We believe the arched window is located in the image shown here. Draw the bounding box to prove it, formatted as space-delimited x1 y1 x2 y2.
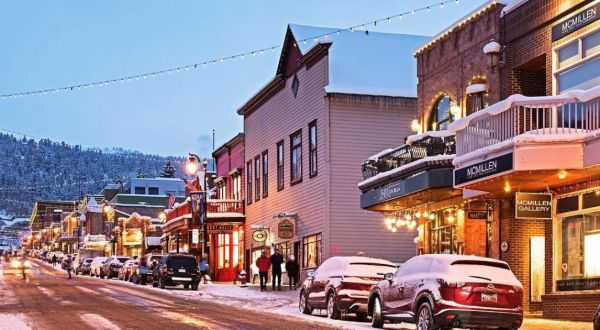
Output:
429 95 452 131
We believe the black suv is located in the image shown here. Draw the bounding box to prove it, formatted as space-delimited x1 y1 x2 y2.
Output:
152 254 199 290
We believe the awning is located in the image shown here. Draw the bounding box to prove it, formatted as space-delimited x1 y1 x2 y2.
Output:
466 83 488 94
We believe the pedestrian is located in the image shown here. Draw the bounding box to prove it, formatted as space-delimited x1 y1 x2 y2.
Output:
285 255 299 290
199 255 209 284
269 249 284 291
52 254 57 267
65 255 73 279
255 251 271 292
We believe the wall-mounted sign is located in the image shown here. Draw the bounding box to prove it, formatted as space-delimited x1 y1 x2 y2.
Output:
277 218 295 239
190 191 206 225
515 192 552 220
552 3 599 41
557 277 600 291
87 234 106 242
330 245 339 254
467 211 488 220
206 224 234 232
252 230 268 242
501 241 509 253
191 229 199 244
454 153 513 186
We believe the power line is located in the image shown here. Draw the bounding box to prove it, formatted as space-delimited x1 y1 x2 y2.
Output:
0 0 466 100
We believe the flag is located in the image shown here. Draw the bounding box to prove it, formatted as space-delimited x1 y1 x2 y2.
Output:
167 193 177 209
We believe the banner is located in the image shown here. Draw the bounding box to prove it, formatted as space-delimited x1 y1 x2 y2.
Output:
190 191 207 225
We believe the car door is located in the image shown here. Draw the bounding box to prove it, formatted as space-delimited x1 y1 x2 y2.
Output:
307 260 331 308
382 259 413 317
402 257 432 318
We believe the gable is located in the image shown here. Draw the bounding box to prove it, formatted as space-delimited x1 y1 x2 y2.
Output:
277 26 304 77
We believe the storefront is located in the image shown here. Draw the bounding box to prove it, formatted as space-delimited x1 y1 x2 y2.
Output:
206 223 244 281
115 212 159 257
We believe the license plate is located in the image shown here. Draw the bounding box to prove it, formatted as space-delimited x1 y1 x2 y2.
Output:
178 269 186 273
481 293 497 303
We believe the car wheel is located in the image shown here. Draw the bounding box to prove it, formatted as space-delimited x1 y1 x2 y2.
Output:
355 312 368 322
326 292 342 320
184 284 190 290
152 278 158 287
371 296 384 329
299 290 313 315
159 277 166 289
416 302 436 330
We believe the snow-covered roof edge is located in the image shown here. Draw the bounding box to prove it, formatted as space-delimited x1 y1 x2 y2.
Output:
414 0 506 55
500 0 529 16
406 130 454 145
448 85 600 133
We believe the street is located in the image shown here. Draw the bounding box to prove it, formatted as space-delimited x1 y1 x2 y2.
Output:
0 260 340 330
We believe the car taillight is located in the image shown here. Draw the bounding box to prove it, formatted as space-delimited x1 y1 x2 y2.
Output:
437 279 465 288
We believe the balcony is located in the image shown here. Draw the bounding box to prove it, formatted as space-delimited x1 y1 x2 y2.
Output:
163 198 245 232
206 199 245 214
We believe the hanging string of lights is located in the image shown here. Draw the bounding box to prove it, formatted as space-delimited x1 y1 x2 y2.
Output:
0 0 464 100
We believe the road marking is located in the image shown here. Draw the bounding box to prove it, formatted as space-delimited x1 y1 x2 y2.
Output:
78 314 121 330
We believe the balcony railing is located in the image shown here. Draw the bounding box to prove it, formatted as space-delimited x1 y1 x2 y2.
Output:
450 86 600 157
206 199 245 214
361 134 456 180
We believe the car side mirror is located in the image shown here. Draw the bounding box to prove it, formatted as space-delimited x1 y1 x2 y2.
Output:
307 270 315 278
384 272 394 282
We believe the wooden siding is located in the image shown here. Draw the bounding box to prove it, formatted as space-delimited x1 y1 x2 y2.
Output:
328 95 418 263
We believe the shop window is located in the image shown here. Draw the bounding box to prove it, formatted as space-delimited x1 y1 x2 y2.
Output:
134 186 145 194
557 195 579 213
583 191 600 209
277 141 284 191
428 95 453 131
560 211 600 280
254 156 261 201
262 151 268 198
275 242 291 272
429 209 458 254
302 233 322 268
530 236 545 302
290 130 302 184
308 120 317 177
148 187 159 195
556 29 600 93
246 161 252 205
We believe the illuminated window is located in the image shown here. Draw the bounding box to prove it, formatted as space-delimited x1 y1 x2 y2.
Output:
530 236 545 302
302 233 322 268
559 211 600 280
428 95 453 131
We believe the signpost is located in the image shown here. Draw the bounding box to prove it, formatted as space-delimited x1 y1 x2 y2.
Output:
277 218 295 239
253 230 268 242
515 192 552 220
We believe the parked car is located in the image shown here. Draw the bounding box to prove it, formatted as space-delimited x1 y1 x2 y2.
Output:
100 256 130 279
132 253 164 285
46 252 55 262
594 304 600 330
77 258 93 275
90 257 108 277
118 260 139 281
298 256 396 320
368 254 523 330
151 254 199 290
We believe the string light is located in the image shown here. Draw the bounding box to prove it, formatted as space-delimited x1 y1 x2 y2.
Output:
0 0 463 100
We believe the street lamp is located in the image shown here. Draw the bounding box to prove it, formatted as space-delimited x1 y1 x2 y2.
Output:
186 154 201 177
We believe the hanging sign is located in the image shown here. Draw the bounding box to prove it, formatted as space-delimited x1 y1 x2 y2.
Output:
253 230 268 242
454 153 513 186
467 211 488 220
552 3 600 41
190 191 207 225
191 229 199 244
277 218 295 239
515 192 552 220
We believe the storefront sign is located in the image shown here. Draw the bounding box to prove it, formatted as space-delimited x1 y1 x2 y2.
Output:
277 218 295 239
190 191 207 225
191 229 199 244
557 277 600 291
467 211 487 220
87 234 106 242
515 192 552 220
252 230 268 242
206 224 234 232
552 3 599 41
454 153 513 186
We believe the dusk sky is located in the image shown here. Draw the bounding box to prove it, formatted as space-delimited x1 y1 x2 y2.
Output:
0 0 489 157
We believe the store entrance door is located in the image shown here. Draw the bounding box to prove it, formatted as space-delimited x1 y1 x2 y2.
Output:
214 231 240 282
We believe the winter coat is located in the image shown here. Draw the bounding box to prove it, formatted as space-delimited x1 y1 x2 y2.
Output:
199 260 209 272
256 256 271 273
285 260 299 277
269 253 284 273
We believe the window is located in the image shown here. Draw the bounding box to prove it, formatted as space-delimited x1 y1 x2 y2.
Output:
148 187 159 195
134 187 145 194
559 211 600 279
232 174 241 200
254 156 260 202
308 120 317 177
428 95 453 131
556 29 600 93
429 210 458 254
218 181 226 199
261 151 268 198
277 141 284 191
302 233 322 268
246 161 252 205
290 130 302 184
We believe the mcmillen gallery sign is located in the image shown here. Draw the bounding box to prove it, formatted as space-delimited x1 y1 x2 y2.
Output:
552 3 599 41
515 192 552 220
454 153 513 186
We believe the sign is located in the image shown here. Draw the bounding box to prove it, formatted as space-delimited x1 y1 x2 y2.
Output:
557 277 600 291
253 230 268 242
191 229 199 244
87 234 106 242
454 153 513 186
190 191 206 225
277 218 295 239
206 224 234 232
467 211 488 220
330 245 339 254
515 192 552 220
552 3 599 41
501 241 509 253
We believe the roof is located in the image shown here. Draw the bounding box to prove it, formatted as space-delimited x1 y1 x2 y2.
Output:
212 133 244 158
414 0 506 55
289 24 428 98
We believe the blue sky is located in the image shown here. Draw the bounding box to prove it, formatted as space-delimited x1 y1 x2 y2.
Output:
0 0 489 157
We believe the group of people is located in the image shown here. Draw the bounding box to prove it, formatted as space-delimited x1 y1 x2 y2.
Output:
255 249 299 292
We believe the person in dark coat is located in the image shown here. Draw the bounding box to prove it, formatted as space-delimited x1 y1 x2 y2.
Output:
285 255 299 290
256 251 271 292
65 255 73 279
269 249 284 291
52 255 58 267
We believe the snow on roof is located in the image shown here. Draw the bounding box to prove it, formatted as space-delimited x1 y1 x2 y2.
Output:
289 24 429 98
406 130 454 145
367 148 394 161
414 0 506 55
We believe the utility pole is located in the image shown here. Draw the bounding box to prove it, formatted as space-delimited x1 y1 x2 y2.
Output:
212 129 216 171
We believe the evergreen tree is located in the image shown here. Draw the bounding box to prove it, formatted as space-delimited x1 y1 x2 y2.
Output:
160 161 176 178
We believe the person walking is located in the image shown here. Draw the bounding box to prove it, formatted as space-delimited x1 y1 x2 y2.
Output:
269 249 284 291
52 254 58 267
199 255 209 284
285 255 299 290
65 255 73 279
255 251 271 292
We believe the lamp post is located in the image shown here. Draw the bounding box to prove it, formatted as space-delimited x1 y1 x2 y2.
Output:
186 153 209 260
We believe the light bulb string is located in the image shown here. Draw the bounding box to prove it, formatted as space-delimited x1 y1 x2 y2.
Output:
0 0 463 99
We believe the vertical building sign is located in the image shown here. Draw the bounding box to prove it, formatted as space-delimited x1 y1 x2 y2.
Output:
190 191 207 225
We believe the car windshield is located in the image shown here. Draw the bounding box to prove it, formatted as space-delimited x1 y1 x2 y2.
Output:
117 258 129 263
84 259 93 264
346 262 396 277
167 256 197 268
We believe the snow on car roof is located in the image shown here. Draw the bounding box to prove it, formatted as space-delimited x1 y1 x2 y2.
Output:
289 24 429 98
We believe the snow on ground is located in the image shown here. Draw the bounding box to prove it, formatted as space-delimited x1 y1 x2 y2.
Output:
0 314 30 330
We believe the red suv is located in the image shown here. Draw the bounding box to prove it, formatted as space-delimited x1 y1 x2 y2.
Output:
299 256 396 321
368 254 523 330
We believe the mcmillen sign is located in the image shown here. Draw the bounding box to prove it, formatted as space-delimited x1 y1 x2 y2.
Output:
515 192 552 220
552 3 599 41
454 153 513 186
